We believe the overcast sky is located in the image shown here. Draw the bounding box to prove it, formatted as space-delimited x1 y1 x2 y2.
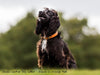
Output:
0 0 100 33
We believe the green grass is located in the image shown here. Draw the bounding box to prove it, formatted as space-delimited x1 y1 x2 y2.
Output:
0 69 100 75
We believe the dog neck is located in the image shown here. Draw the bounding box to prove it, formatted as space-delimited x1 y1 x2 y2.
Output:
42 31 58 40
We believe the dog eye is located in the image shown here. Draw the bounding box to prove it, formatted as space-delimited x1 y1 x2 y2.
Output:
48 12 54 16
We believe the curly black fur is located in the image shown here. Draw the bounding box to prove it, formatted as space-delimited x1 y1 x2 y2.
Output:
35 8 77 69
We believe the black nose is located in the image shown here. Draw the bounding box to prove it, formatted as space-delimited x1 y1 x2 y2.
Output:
39 11 43 17
39 11 42 14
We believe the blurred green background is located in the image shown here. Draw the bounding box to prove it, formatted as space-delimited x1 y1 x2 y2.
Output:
0 10 100 69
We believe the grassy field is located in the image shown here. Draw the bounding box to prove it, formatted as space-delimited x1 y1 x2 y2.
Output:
0 69 100 75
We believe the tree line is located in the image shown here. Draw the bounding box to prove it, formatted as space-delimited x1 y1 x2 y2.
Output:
0 11 100 69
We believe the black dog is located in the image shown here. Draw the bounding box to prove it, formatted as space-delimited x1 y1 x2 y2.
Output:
35 8 77 69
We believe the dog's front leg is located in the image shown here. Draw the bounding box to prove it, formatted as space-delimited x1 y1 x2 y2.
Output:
37 52 49 69
36 40 49 69
36 40 43 68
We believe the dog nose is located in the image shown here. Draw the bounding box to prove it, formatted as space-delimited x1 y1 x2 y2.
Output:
39 11 42 14
39 11 43 17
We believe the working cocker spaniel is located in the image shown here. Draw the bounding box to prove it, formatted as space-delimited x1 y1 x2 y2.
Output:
35 8 77 69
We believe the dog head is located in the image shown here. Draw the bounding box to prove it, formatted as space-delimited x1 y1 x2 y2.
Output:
35 8 60 37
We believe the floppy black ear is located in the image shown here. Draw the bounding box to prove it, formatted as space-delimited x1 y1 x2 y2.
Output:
35 17 49 35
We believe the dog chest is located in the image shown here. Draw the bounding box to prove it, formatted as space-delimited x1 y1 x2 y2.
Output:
41 39 47 52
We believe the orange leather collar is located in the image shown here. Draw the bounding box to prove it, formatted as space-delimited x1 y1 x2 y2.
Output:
43 31 58 40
